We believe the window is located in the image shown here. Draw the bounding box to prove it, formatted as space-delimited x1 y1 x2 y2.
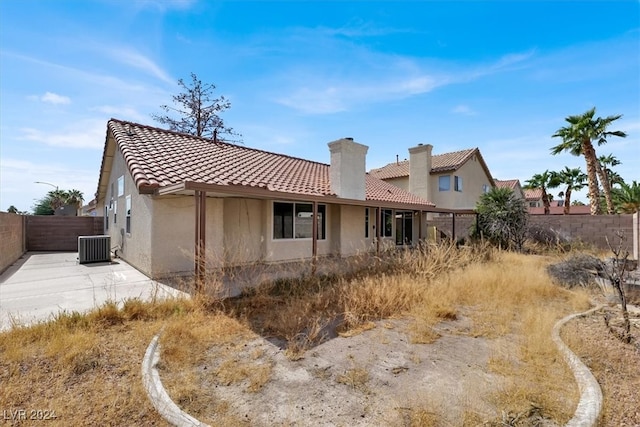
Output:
382 209 393 237
273 202 325 239
482 184 491 193
529 201 538 207
454 176 463 192
365 208 369 238
439 175 450 191
113 200 117 224
125 196 131 233
117 176 124 197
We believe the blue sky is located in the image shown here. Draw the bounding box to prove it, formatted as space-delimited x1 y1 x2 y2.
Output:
1 0 638 212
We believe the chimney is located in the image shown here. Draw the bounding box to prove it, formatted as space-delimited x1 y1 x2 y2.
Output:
328 137 368 200
408 143 433 201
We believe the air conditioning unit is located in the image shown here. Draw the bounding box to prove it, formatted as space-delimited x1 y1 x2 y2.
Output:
78 235 111 264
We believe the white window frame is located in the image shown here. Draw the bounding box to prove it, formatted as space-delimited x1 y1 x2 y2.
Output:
117 176 124 197
125 195 131 234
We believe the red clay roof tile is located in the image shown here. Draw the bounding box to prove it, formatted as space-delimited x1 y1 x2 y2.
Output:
105 119 434 207
369 148 479 179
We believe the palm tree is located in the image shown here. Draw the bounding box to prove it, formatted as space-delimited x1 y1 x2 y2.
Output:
65 189 84 208
553 167 587 214
48 189 68 210
551 107 627 215
525 170 557 215
612 181 640 213
598 154 624 187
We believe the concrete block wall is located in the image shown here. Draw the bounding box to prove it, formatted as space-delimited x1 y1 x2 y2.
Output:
429 213 638 256
0 212 26 273
528 215 634 251
26 216 104 251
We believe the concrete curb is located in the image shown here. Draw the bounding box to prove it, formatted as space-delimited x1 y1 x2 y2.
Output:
142 305 605 427
552 305 604 427
142 334 210 427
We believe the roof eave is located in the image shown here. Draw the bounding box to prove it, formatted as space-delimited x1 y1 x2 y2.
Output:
157 181 470 213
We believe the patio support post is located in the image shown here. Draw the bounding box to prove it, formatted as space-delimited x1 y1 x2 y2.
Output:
451 213 456 243
376 207 381 255
312 201 318 275
194 190 207 292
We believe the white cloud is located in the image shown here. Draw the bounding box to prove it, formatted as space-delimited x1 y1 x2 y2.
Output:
41 92 71 105
19 119 106 149
275 49 533 115
451 105 476 116
0 158 99 211
277 74 443 114
103 47 173 85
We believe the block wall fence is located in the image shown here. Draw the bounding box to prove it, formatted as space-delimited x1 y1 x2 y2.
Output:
430 213 639 254
0 214 103 273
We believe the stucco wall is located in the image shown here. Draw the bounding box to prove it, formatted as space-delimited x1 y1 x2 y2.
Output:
224 198 264 264
430 159 491 210
151 196 224 278
337 205 371 256
0 212 25 273
98 148 155 275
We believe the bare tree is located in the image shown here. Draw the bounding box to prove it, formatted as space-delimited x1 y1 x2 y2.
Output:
152 72 241 142
603 231 632 344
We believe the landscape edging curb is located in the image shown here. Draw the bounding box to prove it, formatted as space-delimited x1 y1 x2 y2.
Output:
142 306 605 427
142 334 209 427
552 305 604 427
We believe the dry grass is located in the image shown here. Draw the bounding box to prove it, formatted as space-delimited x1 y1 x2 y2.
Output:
1 242 612 426
0 297 205 426
562 307 640 426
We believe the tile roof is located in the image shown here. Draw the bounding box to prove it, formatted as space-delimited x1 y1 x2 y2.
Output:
101 119 435 207
524 188 543 200
494 179 520 190
369 148 479 179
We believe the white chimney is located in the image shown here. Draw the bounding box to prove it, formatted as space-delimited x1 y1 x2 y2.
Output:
408 143 433 201
328 137 368 200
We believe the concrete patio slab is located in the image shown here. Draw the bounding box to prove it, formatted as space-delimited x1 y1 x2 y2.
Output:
0 252 188 331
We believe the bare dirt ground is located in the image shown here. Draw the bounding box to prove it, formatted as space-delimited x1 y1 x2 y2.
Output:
161 302 640 427
163 314 543 426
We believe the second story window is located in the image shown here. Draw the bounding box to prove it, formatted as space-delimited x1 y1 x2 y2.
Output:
439 175 450 191
454 176 463 192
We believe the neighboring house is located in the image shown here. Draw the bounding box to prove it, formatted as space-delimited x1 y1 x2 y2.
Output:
494 179 525 200
80 199 97 216
369 145 495 210
524 189 591 214
524 188 544 208
95 119 471 282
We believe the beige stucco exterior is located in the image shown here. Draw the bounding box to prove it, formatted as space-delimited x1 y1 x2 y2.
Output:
391 151 493 211
96 136 440 281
